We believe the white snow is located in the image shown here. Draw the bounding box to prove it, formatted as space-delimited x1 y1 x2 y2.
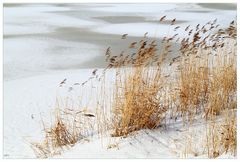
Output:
4 4 100 35
4 37 101 80
86 4 178 13
91 4 236 38
4 69 96 158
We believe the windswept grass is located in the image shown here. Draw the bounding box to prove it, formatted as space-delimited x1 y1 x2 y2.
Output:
31 17 237 158
205 110 236 158
177 20 237 122
110 40 170 136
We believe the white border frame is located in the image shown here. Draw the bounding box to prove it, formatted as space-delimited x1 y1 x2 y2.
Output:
0 0 239 161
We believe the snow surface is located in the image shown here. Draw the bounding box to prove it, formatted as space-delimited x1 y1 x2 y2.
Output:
3 4 99 35
91 4 236 38
86 3 178 13
4 37 101 80
4 69 97 158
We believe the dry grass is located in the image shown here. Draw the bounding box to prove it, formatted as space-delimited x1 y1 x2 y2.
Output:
176 20 237 122
30 113 80 158
205 50 236 118
30 99 96 158
108 39 170 137
176 22 236 158
31 18 237 158
205 110 236 158
178 53 210 123
219 112 237 156
181 130 204 158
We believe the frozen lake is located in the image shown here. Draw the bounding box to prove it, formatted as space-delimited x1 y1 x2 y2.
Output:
3 3 236 81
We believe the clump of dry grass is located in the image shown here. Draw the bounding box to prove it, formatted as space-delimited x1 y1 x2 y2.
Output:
30 98 96 158
178 110 236 159
205 51 236 118
30 112 81 158
205 110 236 158
219 112 237 156
176 20 237 122
175 21 237 158
108 39 171 137
104 19 237 137
178 53 210 123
